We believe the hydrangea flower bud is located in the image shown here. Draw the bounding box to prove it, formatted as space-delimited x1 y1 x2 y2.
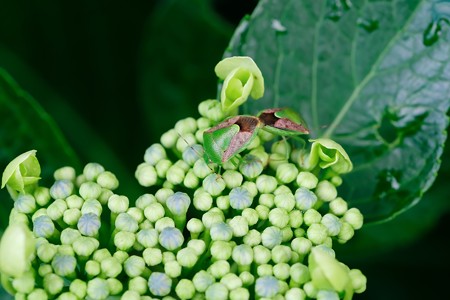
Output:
70 279 87 299
50 180 74 200
216 195 230 210
192 190 213 212
257 264 273 277
210 241 233 260
202 174 226 196
83 163 105 181
159 227 184 251
144 143 167 165
271 245 292 264
349 269 367 293
276 163 298 184
108 194 129 214
208 260 230 278
205 283 229 300
186 218 204 237
175 279 196 300
337 222 355 243
27 288 49 300
295 187 318 210
329 197 348 216
321 213 342 236
256 175 278 193
73 236 99 257
192 270 215 293
33 215 56 238
243 229 261 246
155 159 172 178
228 216 249 237
1 150 40 195
261 226 283 249
291 237 312 256
148 272 172 297
296 171 319 189
176 247 198 268
255 275 279 298
81 199 102 216
52 254 77 277
253 245 271 265
143 248 162 266
115 212 139 232
166 164 186 185
229 187 253 210
343 208 364 230
309 139 353 174
14 194 36 214
87 278 109 300
124 255 146 277
239 155 264 179
222 170 244 188
193 159 213 179
135 163 158 187
78 213 101 236
232 244 254 266
210 222 233 241
308 247 351 293
290 262 310 284
315 180 337 202
182 144 203 166
198 99 226 122
273 262 290 280
0 223 35 277
166 192 191 217
215 56 264 112
160 129 178 149
269 207 290 228
43 273 64 295
34 186 51 206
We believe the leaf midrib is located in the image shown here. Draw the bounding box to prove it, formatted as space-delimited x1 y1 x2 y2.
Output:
322 0 426 138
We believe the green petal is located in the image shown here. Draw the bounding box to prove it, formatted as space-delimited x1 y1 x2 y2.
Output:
308 247 350 293
0 223 35 277
309 139 353 174
1 150 40 193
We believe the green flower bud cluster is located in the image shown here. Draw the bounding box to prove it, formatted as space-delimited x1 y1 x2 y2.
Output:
131 98 365 298
1 56 366 299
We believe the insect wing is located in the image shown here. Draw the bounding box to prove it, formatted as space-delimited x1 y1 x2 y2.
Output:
258 108 309 136
203 123 240 165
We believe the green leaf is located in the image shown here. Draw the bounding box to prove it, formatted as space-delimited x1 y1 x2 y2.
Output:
225 0 450 222
0 46 143 200
138 0 233 136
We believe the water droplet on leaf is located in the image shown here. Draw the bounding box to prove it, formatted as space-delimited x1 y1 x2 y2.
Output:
423 1 450 46
357 18 379 33
423 20 442 46
271 19 287 33
327 0 352 21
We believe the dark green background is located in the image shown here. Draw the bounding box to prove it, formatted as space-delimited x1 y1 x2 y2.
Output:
0 0 449 299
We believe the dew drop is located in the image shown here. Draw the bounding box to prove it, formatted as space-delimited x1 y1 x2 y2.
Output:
423 20 442 46
357 17 379 33
327 0 352 21
423 1 450 46
271 19 287 33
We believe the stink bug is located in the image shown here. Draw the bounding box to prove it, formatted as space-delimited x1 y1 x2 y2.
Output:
202 115 263 165
203 108 309 165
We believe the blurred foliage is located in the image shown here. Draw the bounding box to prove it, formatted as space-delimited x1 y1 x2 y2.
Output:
0 0 449 299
